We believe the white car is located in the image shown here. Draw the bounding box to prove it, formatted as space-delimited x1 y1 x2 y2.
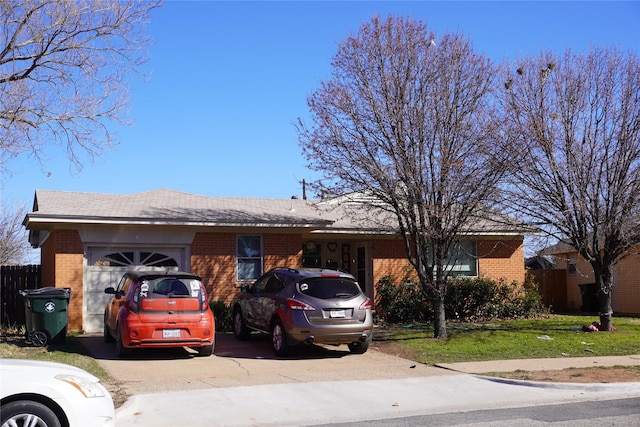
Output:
0 358 115 427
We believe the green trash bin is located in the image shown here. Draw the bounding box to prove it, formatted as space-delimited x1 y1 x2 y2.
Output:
19 287 71 347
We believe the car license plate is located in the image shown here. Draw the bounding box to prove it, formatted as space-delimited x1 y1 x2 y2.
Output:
330 309 346 318
163 329 181 338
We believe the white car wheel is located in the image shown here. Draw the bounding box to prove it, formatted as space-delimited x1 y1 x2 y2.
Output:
1 400 62 427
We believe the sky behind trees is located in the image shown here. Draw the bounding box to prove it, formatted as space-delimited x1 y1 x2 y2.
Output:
3 1 639 256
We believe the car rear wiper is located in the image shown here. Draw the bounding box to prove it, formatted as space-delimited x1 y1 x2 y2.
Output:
334 293 354 298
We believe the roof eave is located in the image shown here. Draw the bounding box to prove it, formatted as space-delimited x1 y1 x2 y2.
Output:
24 215 333 229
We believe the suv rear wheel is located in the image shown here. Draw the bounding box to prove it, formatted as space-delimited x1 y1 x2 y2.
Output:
271 318 289 357
233 307 250 340
348 341 369 354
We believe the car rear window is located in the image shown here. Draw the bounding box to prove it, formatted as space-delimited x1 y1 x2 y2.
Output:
140 278 202 299
298 277 362 300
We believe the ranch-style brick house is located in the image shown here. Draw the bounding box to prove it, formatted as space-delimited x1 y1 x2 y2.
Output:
24 188 529 333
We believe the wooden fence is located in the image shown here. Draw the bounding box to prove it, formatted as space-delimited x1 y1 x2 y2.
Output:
529 269 568 313
1 265 41 326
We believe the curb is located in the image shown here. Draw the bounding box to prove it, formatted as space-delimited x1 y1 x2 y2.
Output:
473 374 640 392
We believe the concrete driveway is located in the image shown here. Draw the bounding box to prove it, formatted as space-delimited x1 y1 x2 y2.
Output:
79 332 456 395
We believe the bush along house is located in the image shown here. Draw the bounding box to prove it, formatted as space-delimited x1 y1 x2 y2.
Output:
23 188 529 333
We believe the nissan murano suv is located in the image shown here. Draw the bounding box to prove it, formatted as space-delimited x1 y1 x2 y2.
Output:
232 268 373 356
104 271 215 357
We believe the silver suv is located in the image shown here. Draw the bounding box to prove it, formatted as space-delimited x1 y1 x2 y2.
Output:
232 268 373 356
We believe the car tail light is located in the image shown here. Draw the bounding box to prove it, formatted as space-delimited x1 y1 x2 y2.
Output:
287 298 315 311
199 282 208 310
359 298 372 310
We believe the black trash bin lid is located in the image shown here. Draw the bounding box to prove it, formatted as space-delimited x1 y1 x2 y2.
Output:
19 287 71 297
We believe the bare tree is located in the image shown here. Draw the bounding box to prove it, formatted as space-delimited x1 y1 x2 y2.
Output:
297 16 505 338
0 0 160 174
0 201 31 264
499 47 640 331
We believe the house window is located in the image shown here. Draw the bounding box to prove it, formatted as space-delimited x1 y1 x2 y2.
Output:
237 235 262 281
140 251 179 267
430 240 477 276
302 241 322 268
446 240 477 276
91 251 178 267
93 252 134 266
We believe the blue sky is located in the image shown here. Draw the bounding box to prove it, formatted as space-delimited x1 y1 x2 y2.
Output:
3 1 640 209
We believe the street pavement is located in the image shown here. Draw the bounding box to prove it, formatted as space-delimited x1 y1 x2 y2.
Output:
78 334 640 427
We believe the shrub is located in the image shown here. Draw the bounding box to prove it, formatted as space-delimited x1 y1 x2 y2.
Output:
210 300 233 332
375 275 431 324
446 277 497 321
375 274 548 324
488 277 546 319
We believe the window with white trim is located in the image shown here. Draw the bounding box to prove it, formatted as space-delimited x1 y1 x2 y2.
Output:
237 235 262 281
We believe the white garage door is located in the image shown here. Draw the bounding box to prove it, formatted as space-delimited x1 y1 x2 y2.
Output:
83 249 184 333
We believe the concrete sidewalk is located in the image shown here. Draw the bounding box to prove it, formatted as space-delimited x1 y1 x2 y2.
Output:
99 334 640 426
437 354 640 374
79 334 640 426
115 373 640 426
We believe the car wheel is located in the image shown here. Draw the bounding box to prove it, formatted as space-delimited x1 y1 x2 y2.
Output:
30 330 48 347
348 341 369 354
115 325 132 358
196 343 214 357
103 316 115 343
271 318 289 357
0 400 62 427
233 307 250 340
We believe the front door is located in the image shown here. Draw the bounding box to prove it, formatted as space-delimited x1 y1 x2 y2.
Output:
356 244 371 297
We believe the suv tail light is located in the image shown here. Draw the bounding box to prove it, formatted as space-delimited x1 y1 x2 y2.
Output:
287 298 315 311
359 298 372 310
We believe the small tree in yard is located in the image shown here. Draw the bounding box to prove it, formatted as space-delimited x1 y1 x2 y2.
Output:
297 16 507 338
0 0 160 175
498 47 640 331
0 202 31 264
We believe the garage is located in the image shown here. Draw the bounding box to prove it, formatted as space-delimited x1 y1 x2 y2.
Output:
83 248 185 333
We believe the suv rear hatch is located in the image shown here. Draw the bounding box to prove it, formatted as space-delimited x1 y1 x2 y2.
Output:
297 277 368 324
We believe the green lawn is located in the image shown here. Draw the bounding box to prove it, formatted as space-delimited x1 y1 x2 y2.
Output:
0 333 111 379
373 315 640 365
2 314 639 400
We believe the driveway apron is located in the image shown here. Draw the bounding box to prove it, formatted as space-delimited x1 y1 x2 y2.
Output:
78 333 456 395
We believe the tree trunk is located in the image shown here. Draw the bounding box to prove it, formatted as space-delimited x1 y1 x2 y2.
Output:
598 291 613 331
432 295 447 339
594 262 614 331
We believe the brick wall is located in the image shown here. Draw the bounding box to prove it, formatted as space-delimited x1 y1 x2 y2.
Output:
559 249 640 316
191 232 237 303
41 230 84 331
371 239 414 287
613 254 640 315
477 238 526 283
191 232 303 304
370 238 526 288
264 234 303 271
564 254 593 312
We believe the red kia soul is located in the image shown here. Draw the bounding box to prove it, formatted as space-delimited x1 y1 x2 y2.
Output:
104 271 215 357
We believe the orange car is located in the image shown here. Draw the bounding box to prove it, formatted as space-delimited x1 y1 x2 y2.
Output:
104 271 215 357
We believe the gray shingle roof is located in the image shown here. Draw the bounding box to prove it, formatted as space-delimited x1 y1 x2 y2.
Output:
26 188 531 235
28 189 332 227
